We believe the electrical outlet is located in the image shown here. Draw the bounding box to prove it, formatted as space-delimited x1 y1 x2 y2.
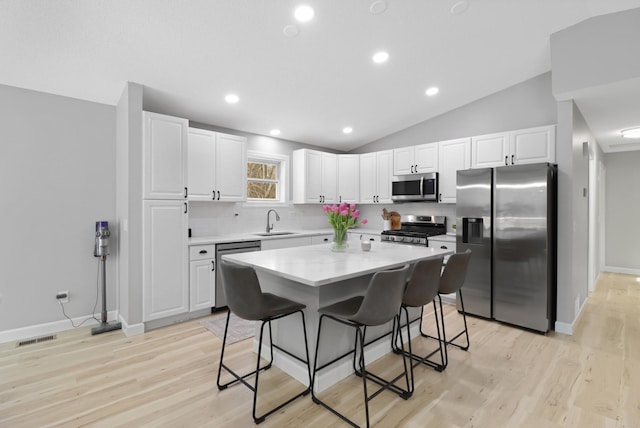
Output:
56 291 69 304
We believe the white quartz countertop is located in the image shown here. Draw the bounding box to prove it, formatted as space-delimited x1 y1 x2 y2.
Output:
222 242 453 287
429 234 456 243
189 228 382 245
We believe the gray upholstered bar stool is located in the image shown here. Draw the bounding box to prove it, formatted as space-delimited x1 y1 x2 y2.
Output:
311 264 411 428
217 260 312 424
392 256 445 392
426 249 472 368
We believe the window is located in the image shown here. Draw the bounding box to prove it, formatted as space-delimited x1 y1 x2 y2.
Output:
247 151 288 204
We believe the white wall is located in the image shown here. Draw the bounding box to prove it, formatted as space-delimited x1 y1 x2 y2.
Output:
604 151 640 272
0 84 116 334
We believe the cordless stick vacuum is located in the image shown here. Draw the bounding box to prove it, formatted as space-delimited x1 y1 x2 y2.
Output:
91 221 122 335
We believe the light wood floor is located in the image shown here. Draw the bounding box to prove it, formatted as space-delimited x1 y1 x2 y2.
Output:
1 272 639 427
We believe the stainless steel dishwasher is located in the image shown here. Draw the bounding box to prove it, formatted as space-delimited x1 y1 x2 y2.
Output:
215 240 261 309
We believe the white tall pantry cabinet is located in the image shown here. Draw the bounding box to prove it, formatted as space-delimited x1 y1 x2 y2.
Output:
142 112 189 322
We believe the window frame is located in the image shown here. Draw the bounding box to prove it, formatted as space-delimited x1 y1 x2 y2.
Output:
245 151 289 206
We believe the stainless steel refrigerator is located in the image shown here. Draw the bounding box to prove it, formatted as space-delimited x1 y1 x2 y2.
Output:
456 163 557 333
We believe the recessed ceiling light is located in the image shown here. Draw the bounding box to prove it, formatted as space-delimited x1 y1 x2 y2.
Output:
451 0 469 15
294 5 314 22
425 87 439 96
283 25 300 37
369 0 388 14
343 127 353 134
225 94 239 104
270 129 281 136
621 127 640 139
372 51 389 64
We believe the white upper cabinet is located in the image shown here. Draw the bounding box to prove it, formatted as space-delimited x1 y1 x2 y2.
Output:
359 150 393 204
438 137 471 204
472 125 555 168
393 143 438 175
293 149 337 204
510 125 556 165
187 128 247 202
471 132 509 169
337 154 360 203
143 111 188 200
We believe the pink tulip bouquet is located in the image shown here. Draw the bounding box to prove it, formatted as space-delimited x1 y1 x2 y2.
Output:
323 203 368 251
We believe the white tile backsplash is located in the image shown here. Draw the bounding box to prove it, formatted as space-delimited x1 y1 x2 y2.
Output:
189 201 457 237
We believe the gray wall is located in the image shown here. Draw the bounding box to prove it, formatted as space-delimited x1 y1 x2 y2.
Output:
556 101 591 325
0 84 116 332
604 151 640 269
551 7 640 99
351 72 557 153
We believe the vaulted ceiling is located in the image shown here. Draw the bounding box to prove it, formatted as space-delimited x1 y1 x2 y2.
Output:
1 0 639 151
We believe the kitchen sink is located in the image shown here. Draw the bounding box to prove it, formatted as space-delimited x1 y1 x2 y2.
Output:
253 231 296 236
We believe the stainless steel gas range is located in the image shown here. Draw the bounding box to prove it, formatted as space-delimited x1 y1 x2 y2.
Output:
380 215 446 246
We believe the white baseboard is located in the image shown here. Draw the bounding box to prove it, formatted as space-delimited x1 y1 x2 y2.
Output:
604 266 640 276
119 315 145 337
555 295 589 336
0 310 119 344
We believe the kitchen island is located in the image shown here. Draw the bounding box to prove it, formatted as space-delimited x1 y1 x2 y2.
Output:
222 242 452 392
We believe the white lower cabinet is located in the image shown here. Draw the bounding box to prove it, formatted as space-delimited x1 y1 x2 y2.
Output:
189 244 216 311
261 236 312 250
311 234 333 245
143 200 189 322
349 231 381 242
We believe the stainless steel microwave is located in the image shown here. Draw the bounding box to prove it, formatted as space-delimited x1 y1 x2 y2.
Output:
391 172 438 202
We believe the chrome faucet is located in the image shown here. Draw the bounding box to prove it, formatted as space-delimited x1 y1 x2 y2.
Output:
266 209 280 233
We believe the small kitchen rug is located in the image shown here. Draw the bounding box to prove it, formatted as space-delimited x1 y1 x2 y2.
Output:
201 313 255 344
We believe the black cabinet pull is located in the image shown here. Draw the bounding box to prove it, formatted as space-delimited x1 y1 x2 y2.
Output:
339 195 342 203
415 164 418 172
370 238 375 241
212 190 216 200
505 156 508 166
211 260 215 271
217 190 220 200
199 249 207 254
440 245 448 249
184 187 188 198
439 193 442 202
184 202 188 214
511 155 515 165
323 238 329 242
410 165 414 174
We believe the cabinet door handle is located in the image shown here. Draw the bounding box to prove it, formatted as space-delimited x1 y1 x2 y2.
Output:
415 164 418 172
212 190 216 200
217 190 221 200
339 195 342 203
184 187 188 198
410 165 414 174
505 156 508 166
439 193 442 202
184 202 188 214
199 250 208 254
511 155 515 165
211 260 215 271
370 238 375 241
323 238 329 242
440 245 448 249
